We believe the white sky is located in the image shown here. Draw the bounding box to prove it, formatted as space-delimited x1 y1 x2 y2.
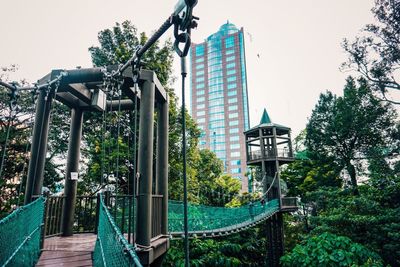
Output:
1 0 375 137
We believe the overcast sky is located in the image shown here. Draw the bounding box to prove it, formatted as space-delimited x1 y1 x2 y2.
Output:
1 0 375 136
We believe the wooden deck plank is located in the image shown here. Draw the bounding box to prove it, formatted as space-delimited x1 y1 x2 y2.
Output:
36 234 96 267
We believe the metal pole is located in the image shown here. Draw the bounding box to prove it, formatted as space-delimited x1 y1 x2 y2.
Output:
181 56 189 267
136 80 155 247
61 108 84 236
156 99 169 235
24 89 52 204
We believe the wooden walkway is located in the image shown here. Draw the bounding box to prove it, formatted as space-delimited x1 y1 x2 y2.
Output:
36 234 96 267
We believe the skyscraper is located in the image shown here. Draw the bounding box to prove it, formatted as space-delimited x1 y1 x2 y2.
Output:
190 22 250 191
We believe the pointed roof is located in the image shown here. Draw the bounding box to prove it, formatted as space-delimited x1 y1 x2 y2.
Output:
244 108 290 134
260 108 272 124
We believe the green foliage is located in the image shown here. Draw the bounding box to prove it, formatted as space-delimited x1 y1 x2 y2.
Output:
342 0 400 103
165 226 269 266
305 181 400 266
281 232 383 267
84 21 204 201
306 77 397 193
0 67 64 216
281 157 341 198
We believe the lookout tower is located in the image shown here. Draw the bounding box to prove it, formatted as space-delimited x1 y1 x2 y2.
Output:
245 109 297 267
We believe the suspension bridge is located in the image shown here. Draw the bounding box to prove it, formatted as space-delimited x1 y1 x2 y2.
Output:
0 0 298 266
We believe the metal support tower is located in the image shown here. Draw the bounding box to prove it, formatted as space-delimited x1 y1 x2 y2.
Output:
245 109 295 267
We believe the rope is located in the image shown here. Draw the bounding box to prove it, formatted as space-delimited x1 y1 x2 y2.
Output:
17 89 38 206
100 80 108 186
0 110 14 180
115 83 122 194
131 76 139 247
180 55 190 267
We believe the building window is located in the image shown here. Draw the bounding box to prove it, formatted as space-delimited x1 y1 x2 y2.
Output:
229 128 239 134
209 105 224 114
227 76 236 82
230 143 240 149
231 167 241 174
228 98 237 104
229 105 238 111
216 151 226 158
196 64 204 70
228 90 237 97
209 65 222 72
226 55 235 62
230 160 241 166
230 136 239 142
226 49 235 55
196 70 204 76
197 103 205 109
197 97 205 103
196 57 204 63
197 90 205 96
197 117 205 123
227 69 236 75
212 128 225 135
209 120 225 129
196 77 205 83
227 83 237 89
197 110 205 116
196 45 205 56
197 83 205 89
229 113 238 119
209 98 224 107
227 62 236 69
225 36 235 48
229 120 239 126
230 152 240 157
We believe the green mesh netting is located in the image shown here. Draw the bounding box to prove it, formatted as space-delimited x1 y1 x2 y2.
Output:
93 195 142 267
168 199 279 234
0 197 45 267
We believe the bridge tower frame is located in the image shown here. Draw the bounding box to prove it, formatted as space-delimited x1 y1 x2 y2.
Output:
245 109 296 267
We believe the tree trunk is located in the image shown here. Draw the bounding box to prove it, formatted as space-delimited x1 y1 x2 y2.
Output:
346 161 359 195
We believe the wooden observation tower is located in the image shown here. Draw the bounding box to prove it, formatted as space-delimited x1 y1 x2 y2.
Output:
245 109 297 267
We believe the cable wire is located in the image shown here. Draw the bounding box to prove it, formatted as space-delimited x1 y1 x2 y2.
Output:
180 56 189 267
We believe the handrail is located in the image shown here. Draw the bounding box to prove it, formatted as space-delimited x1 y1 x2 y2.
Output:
93 194 142 267
0 197 45 267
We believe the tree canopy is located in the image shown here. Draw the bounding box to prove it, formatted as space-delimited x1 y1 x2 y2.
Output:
343 0 400 104
305 77 398 194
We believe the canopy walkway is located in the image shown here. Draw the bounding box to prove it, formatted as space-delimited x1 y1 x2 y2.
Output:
169 199 279 237
0 195 292 267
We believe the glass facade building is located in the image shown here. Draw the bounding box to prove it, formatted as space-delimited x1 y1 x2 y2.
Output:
190 22 250 191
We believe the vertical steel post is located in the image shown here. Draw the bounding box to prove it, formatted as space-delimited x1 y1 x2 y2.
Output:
136 80 155 247
156 99 169 235
25 89 53 204
61 108 83 236
181 56 190 267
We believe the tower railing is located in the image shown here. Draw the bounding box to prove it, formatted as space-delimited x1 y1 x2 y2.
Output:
248 148 293 161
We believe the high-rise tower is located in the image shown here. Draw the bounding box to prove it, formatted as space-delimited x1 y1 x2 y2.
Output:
190 22 250 191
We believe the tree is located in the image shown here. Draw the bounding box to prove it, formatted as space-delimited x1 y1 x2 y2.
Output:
280 232 383 267
342 0 400 104
0 66 64 216
305 77 397 194
281 158 342 199
305 179 400 266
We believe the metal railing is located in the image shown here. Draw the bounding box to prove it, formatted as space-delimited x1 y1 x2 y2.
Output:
248 148 293 161
41 194 164 242
281 197 298 209
43 196 64 237
151 195 163 238
74 196 98 233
